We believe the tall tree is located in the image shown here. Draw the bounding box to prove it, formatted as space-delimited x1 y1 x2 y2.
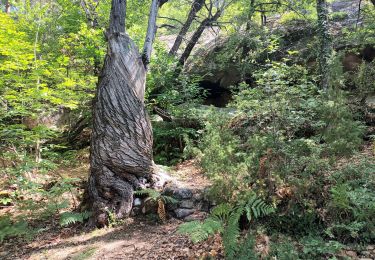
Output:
316 0 332 90
169 0 205 55
178 0 230 67
86 0 163 226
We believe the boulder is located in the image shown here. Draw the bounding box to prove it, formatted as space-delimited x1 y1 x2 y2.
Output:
180 200 195 209
174 209 195 219
163 184 193 200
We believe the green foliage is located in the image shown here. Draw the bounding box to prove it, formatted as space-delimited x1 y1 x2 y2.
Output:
354 61 375 94
199 60 364 205
269 236 300 260
326 161 375 242
59 211 91 227
179 193 274 259
0 215 34 242
301 236 344 259
153 121 199 165
134 188 178 205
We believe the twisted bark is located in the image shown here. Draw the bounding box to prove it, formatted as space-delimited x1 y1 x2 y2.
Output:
87 0 161 226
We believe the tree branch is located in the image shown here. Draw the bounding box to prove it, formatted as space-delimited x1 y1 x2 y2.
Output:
142 0 162 66
158 16 185 26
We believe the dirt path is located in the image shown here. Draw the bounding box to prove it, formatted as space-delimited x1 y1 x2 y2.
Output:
1 160 223 260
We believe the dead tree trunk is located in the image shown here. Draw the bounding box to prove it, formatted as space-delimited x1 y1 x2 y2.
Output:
178 10 221 66
5 0 10 13
169 0 205 56
316 0 331 90
87 0 161 226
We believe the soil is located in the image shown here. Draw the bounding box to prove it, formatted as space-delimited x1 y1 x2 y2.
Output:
0 160 224 260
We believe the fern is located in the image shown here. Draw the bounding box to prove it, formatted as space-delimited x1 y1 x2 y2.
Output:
59 211 92 227
134 188 178 221
179 218 223 243
236 232 258 260
134 189 178 204
179 193 275 259
0 216 33 242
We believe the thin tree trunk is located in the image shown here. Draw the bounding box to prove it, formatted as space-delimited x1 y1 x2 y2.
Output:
80 0 99 28
87 0 161 226
169 0 205 56
142 0 161 65
178 10 221 67
316 0 331 90
5 0 10 13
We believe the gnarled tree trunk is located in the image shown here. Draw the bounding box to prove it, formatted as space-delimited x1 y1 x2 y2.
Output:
87 0 161 226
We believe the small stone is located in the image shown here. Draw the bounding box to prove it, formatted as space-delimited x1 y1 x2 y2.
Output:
180 200 194 209
366 245 374 250
345 251 357 258
193 192 203 201
361 251 371 256
174 208 195 219
197 201 211 212
184 212 208 221
164 185 193 200
133 198 142 206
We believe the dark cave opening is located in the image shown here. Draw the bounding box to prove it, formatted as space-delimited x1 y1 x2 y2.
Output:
199 80 233 107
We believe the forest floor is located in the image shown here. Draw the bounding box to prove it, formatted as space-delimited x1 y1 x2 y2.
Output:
1 144 375 259
1 160 224 260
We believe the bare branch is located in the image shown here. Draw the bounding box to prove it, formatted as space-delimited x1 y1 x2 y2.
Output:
158 16 185 26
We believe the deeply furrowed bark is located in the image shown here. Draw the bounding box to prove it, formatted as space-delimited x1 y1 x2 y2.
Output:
87 0 155 226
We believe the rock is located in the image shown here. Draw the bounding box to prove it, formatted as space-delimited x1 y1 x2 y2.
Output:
345 250 357 258
361 251 371 257
193 192 203 201
184 211 208 221
180 200 194 209
174 209 195 219
133 198 142 206
153 165 174 189
163 185 193 200
197 201 211 212
366 245 374 250
365 94 375 110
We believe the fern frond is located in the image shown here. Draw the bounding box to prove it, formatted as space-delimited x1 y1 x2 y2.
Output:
59 211 91 227
211 203 232 221
222 207 243 258
161 195 178 204
135 189 161 200
178 217 222 243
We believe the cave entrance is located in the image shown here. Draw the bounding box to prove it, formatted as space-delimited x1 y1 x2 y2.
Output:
199 80 232 107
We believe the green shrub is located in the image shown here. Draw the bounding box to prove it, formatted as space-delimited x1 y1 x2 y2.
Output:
195 60 366 243
301 236 344 259
179 193 274 259
0 215 34 242
269 236 300 260
326 161 375 242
